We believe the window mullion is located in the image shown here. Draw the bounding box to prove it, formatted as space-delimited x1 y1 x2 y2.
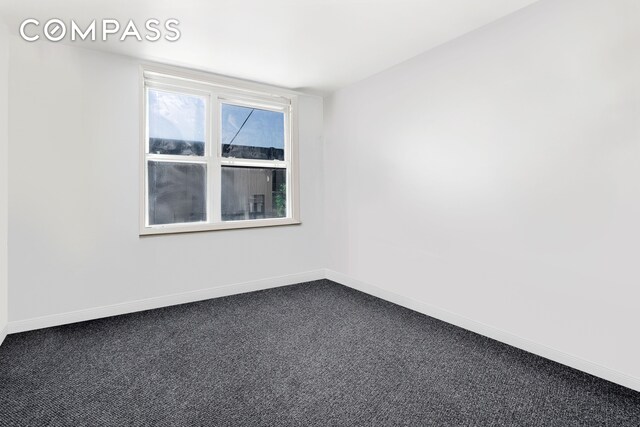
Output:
211 95 222 223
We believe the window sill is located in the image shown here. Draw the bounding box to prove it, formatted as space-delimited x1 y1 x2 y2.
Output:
139 217 301 236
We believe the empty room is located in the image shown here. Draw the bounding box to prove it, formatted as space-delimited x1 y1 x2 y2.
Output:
0 0 639 425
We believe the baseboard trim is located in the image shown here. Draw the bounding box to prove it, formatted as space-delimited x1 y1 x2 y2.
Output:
7 270 325 334
0 324 7 347
325 269 640 393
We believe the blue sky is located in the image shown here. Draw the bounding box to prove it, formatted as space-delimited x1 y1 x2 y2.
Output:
221 104 284 149
148 90 206 143
148 89 284 149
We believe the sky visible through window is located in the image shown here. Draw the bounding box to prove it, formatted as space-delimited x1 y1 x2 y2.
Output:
148 90 206 143
221 104 284 149
148 89 284 150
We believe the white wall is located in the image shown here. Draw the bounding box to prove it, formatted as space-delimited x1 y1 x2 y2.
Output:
8 39 325 323
0 22 9 341
325 0 640 383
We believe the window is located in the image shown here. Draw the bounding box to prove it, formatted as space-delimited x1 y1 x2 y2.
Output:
140 66 299 235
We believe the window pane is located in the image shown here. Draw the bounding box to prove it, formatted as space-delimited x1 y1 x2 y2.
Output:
148 161 207 225
221 104 284 160
148 89 206 156
221 167 286 221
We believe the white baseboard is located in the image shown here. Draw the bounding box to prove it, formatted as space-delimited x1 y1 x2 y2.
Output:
0 324 6 347
325 269 640 393
7 270 325 334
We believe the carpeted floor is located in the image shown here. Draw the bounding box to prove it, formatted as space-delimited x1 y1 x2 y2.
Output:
0 280 638 426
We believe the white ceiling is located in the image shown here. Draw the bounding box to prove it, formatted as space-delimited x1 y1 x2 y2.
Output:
0 0 540 93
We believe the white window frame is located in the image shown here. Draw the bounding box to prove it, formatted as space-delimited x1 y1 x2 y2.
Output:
139 64 301 235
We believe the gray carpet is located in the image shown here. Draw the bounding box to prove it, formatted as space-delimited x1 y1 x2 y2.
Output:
0 280 638 426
